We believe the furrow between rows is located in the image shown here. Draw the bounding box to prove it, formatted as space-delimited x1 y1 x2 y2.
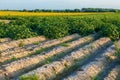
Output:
63 45 117 80
104 65 120 80
19 37 111 80
0 34 80 64
0 34 94 80
0 36 46 52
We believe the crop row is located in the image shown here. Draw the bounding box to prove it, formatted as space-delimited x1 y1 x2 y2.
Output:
0 13 120 40
63 45 117 80
104 65 120 80
19 37 111 80
0 36 46 52
0 34 95 79
0 34 79 64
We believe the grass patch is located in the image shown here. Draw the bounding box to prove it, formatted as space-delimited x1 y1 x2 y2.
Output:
115 49 120 64
34 46 55 55
91 76 101 80
33 41 40 45
114 41 120 63
34 48 45 54
19 74 39 80
60 43 69 47
44 51 68 64
11 56 17 61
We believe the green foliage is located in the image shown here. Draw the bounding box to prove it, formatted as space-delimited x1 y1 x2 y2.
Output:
19 41 25 47
35 48 45 54
79 21 95 35
33 41 40 45
19 74 39 80
10 17 28 25
90 19 104 32
0 24 37 40
43 25 69 39
60 43 69 47
114 42 120 64
100 23 119 40
67 19 82 34
82 8 120 12
0 22 8 37
0 14 120 40
26 17 44 35
9 25 37 39
115 49 120 58
115 47 120 64
11 56 17 61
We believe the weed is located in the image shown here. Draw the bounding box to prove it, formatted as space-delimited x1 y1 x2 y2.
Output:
0 51 2 57
19 41 25 47
35 48 46 55
60 43 69 47
11 56 17 60
115 50 120 57
19 74 39 80
33 41 40 45
0 40 2 43
91 76 100 80
105 56 113 62
114 42 120 61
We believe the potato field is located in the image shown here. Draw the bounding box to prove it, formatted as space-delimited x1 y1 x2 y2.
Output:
0 13 120 80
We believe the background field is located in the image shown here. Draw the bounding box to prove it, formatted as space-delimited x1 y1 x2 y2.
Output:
0 12 120 40
0 11 113 16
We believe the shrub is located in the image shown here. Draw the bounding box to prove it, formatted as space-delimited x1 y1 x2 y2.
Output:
0 23 8 38
90 19 104 32
7 25 37 40
68 19 82 34
43 26 69 39
10 17 27 25
79 21 95 35
100 23 119 40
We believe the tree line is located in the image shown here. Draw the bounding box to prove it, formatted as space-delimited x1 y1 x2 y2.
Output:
1 8 120 12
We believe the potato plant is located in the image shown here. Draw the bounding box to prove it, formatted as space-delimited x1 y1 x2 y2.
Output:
0 13 120 40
